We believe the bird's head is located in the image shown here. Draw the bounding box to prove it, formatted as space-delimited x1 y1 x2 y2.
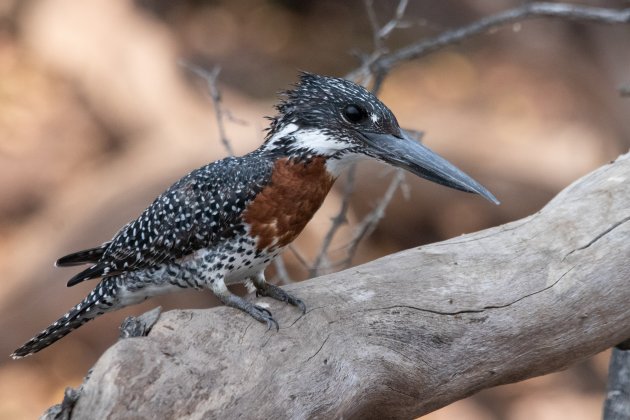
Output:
263 73 499 204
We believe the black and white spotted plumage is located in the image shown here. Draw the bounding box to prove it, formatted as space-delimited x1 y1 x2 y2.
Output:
12 73 498 359
65 154 275 286
13 153 281 358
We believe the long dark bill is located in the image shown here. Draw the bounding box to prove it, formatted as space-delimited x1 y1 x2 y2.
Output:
361 131 500 205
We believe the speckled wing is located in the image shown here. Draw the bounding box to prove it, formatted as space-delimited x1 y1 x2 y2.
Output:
64 155 274 286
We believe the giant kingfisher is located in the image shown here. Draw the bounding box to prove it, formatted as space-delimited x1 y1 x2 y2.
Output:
12 73 498 358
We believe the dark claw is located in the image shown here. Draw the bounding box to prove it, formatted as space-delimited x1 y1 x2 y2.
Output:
218 293 279 331
266 317 279 332
252 305 278 331
255 305 273 318
294 298 307 315
255 283 307 314
249 304 278 332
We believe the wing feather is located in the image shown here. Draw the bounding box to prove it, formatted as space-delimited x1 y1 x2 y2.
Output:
64 156 273 285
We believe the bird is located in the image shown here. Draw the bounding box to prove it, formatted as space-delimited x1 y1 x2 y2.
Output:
11 72 498 359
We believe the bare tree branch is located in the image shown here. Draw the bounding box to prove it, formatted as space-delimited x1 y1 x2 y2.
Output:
377 0 410 41
180 62 235 156
309 164 357 277
364 0 409 52
64 152 630 420
306 0 413 278
362 2 630 77
287 244 311 271
336 130 420 267
271 256 292 285
335 168 406 270
335 1 630 278
350 0 410 90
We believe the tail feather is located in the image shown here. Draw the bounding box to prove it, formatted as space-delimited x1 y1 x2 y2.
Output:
11 278 119 359
66 264 108 287
56 244 109 267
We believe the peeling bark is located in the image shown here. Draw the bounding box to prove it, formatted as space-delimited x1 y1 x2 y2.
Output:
65 153 630 419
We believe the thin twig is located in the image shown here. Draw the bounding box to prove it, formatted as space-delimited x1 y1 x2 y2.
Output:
272 257 291 285
288 245 311 271
336 169 406 270
309 0 409 277
179 62 235 156
364 0 384 51
309 164 357 277
336 2 630 275
329 130 419 264
350 0 410 87
377 0 410 41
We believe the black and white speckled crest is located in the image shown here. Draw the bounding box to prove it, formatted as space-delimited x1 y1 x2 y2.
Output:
266 73 402 153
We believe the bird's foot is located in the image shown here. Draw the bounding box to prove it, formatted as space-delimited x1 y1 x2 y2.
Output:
220 293 279 331
246 304 279 331
256 283 306 314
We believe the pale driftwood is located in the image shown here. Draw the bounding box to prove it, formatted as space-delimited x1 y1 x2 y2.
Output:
64 153 630 419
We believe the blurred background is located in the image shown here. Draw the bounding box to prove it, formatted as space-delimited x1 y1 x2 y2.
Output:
0 0 629 418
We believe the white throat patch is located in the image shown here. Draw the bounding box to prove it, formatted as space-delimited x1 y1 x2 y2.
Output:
267 124 351 156
266 123 368 176
291 128 349 155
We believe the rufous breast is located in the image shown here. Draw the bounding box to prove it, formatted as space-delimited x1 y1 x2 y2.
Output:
243 157 335 251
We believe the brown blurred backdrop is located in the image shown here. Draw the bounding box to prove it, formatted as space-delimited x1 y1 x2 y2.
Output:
0 0 629 418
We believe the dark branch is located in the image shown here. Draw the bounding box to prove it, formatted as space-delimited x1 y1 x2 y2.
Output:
352 2 630 77
603 347 630 420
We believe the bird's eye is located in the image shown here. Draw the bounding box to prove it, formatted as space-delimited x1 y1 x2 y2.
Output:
343 104 368 124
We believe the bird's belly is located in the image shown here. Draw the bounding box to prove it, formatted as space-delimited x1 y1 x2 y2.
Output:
200 234 282 285
223 248 281 285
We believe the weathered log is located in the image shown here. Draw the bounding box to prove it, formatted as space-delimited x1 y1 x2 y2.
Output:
66 153 630 419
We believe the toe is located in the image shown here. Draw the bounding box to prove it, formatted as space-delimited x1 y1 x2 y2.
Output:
295 299 307 314
266 317 279 332
255 305 273 317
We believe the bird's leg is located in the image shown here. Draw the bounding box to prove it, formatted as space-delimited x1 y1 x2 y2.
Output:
252 273 306 314
208 276 279 331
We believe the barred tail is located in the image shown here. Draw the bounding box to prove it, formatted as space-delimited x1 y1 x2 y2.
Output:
11 278 120 359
